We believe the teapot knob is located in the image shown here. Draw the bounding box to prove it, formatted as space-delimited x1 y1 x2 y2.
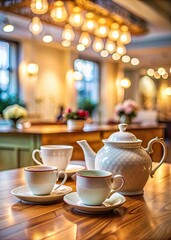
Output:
118 124 128 132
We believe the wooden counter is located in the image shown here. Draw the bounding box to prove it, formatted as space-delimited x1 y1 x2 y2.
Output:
0 123 166 170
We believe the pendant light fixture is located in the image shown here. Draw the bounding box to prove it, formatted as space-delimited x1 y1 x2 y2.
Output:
29 17 43 35
2 17 14 33
30 0 48 15
50 1 68 22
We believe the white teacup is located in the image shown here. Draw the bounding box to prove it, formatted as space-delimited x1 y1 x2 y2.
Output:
24 165 68 195
32 145 74 171
76 170 125 206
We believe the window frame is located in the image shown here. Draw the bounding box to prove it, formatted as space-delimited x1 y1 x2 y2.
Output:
0 37 20 101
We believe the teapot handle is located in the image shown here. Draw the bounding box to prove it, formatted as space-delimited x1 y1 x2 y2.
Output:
145 137 167 177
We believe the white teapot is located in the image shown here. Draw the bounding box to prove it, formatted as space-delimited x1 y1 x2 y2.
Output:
77 124 167 195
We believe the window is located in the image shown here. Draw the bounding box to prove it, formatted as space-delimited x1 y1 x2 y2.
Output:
0 39 19 101
74 58 99 115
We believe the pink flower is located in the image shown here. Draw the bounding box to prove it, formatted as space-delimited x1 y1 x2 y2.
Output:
115 99 138 118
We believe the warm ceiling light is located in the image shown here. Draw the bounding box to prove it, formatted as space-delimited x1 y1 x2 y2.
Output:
27 63 39 76
112 52 121 60
77 43 85 51
92 37 104 52
50 1 68 22
79 32 91 48
105 40 116 54
29 17 43 35
82 12 97 32
116 44 126 56
108 23 120 41
147 68 154 76
73 71 83 80
3 22 14 32
62 24 75 41
100 50 109 58
165 87 171 96
95 18 109 38
119 25 131 44
61 40 71 47
131 57 140 66
69 6 84 27
121 77 131 88
162 72 168 79
157 67 166 76
42 34 53 43
121 55 130 63
30 0 48 14
153 71 160 79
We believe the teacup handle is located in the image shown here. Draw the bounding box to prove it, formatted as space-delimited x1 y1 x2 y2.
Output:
111 174 125 192
32 149 43 165
54 171 68 190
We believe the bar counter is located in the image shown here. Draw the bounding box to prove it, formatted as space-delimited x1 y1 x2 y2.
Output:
0 162 171 240
0 123 166 170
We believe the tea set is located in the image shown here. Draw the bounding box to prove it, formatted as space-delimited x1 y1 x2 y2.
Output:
11 124 167 213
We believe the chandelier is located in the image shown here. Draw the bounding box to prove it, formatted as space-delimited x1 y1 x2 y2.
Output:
0 0 148 61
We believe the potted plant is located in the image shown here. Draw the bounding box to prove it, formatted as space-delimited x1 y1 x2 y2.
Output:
78 98 97 117
64 108 89 130
2 104 28 128
114 99 139 124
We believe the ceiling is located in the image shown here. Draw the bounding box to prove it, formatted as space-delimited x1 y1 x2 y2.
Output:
113 0 171 69
0 0 171 70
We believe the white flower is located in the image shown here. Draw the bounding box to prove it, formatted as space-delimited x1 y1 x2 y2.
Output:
2 104 28 120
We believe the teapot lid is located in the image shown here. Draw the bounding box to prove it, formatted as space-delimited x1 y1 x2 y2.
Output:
108 124 138 142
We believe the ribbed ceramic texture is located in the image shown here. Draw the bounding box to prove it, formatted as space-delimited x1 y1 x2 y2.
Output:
95 146 152 195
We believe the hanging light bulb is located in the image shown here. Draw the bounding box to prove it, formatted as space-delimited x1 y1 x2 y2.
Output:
105 39 116 54
108 23 120 41
121 55 131 63
112 52 121 61
100 50 109 58
3 19 14 33
119 25 131 44
29 17 43 35
42 34 53 43
27 63 39 76
95 18 109 38
62 24 75 41
116 44 126 56
50 1 68 22
82 12 97 32
69 6 84 27
61 40 71 47
77 43 85 52
79 32 91 48
30 0 48 15
92 37 104 52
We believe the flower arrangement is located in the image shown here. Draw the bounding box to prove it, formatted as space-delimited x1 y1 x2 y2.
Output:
115 99 139 120
2 104 28 121
64 108 89 121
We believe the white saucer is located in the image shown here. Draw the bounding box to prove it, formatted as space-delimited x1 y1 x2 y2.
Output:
11 185 72 204
63 192 126 214
65 164 85 177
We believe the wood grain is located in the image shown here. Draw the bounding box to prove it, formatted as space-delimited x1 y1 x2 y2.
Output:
0 163 171 240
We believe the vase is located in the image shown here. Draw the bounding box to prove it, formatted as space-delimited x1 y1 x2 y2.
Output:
67 119 85 131
120 115 132 124
11 119 20 129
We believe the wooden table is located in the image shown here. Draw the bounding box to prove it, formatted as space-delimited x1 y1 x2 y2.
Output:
0 162 171 240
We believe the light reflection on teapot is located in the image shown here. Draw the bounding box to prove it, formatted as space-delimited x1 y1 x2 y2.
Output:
77 124 167 196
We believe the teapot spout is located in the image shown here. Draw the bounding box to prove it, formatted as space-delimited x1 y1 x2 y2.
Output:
77 140 96 170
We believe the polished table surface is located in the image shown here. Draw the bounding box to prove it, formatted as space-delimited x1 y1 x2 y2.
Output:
1 162 171 240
